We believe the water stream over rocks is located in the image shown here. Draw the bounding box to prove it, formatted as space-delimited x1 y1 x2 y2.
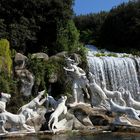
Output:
87 46 140 100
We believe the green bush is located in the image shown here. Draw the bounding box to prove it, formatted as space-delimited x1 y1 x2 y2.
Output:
0 39 12 76
28 57 47 94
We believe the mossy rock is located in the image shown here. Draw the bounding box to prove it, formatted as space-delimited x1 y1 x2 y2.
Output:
0 39 12 76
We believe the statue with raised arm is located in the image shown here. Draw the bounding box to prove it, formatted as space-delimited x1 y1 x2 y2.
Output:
64 56 90 104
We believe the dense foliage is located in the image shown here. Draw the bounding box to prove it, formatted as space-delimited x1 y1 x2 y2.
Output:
0 0 75 55
0 0 86 112
99 0 140 53
74 12 108 46
0 39 12 76
74 0 140 54
1 0 140 112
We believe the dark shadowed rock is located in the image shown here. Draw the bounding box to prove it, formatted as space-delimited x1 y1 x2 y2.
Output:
70 53 81 64
14 53 28 70
71 104 111 126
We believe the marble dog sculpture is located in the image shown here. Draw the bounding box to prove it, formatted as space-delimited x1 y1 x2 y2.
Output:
125 90 140 110
101 81 126 106
108 99 140 121
0 92 11 112
48 96 67 133
64 57 90 103
0 110 34 133
46 95 65 111
18 90 46 114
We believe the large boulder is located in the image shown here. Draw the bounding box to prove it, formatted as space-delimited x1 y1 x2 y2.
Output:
31 53 49 61
14 53 35 96
71 104 111 126
16 69 34 96
14 53 28 70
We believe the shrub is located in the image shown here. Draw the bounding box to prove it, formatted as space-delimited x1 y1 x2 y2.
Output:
0 39 12 76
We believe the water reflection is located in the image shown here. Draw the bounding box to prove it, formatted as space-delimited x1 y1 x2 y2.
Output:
2 133 140 140
40 133 140 140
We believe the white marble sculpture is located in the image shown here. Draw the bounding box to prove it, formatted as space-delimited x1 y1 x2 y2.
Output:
0 109 35 133
46 96 58 111
64 56 90 103
16 69 34 96
0 92 11 112
18 90 46 116
48 96 67 133
87 72 108 107
46 95 66 111
113 115 132 126
124 90 140 110
108 99 140 121
101 81 126 106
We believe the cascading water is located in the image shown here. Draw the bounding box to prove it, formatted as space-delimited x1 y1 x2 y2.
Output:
87 47 140 100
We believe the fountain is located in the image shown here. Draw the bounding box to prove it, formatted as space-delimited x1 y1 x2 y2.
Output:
1 49 140 138
87 55 140 99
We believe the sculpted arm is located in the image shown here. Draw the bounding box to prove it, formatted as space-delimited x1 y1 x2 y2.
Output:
63 67 74 72
72 65 86 76
63 106 67 114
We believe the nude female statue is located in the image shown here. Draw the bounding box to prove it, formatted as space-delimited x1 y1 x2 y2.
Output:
87 72 108 108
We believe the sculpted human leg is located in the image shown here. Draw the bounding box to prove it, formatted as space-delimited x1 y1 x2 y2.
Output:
0 120 8 133
73 88 78 103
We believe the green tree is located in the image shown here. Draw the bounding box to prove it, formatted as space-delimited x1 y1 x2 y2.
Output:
99 1 140 53
0 0 74 55
56 20 82 53
74 11 108 46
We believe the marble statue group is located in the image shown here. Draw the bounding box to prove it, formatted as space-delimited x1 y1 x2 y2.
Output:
63 56 140 126
0 91 68 134
1 55 140 134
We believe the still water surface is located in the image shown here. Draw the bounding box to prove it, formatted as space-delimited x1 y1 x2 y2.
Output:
3 133 140 140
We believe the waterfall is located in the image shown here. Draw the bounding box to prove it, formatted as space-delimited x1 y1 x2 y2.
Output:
87 53 140 100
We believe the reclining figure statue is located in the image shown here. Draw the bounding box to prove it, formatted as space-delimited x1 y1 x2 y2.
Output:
87 72 108 108
108 99 140 121
64 56 90 104
101 81 126 106
48 96 67 133
0 92 11 112
18 90 46 118
0 109 35 133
